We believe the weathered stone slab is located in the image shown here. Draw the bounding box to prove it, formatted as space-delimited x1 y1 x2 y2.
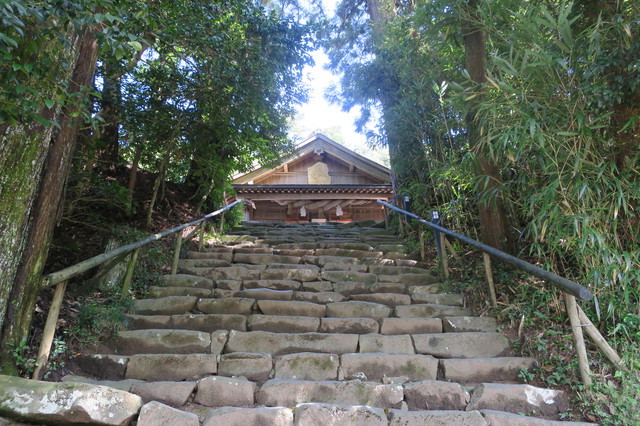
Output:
321 271 377 284
233 253 302 265
257 379 404 408
403 380 470 410
115 329 211 355
215 279 243 291
376 244 407 253
262 268 319 282
408 284 445 295
359 334 415 354
214 289 236 298
237 288 294 301
0 375 141 426
323 263 369 272
394 259 430 268
187 250 233 263
134 296 197 315
126 354 217 381
395 304 471 318
350 293 411 307
130 381 196 406
159 274 214 288
275 352 339 380
197 297 255 315
219 352 273 382
326 301 392 319
248 315 320 333
274 248 315 256
412 332 511 358
441 357 537 383
388 409 486 426
442 316 498 333
380 318 442 335
211 330 229 355
369 282 407 293
204 246 234 253
467 383 568 417
323 242 374 251
378 274 440 286
319 318 379 334
294 291 346 304
205 266 263 281
74 354 128 380
148 286 212 298
411 292 464 306
137 401 199 426
195 376 256 407
171 314 246 332
294 403 387 426
341 353 438 381
178 258 230 270
258 300 326 317
380 252 410 260
244 279 302 291
225 331 359 356
315 248 382 258
302 281 334 292
332 282 370 296
203 407 293 426
60 376 142 392
369 265 432 275
479 410 591 425
360 257 395 266
233 247 273 254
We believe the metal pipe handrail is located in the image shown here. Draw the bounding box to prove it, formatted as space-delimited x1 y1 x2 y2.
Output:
377 200 593 301
42 199 243 289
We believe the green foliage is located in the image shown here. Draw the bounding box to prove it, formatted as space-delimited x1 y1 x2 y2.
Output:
7 337 37 377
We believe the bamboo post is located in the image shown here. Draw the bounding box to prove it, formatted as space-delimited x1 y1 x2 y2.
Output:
482 252 498 307
577 306 626 370
419 229 426 262
383 207 389 230
120 248 140 302
439 232 449 280
33 280 67 380
444 238 460 260
565 294 592 387
171 231 183 275
198 221 206 251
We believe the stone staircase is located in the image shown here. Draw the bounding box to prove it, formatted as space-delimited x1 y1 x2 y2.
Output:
64 221 592 425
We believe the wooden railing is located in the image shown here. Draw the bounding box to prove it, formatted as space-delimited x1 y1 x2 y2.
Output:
32 200 243 379
378 199 625 387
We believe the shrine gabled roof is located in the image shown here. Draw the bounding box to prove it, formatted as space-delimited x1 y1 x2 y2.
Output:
232 133 391 185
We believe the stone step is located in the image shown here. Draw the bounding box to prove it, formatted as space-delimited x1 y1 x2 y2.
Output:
256 379 404 409
225 330 359 355
349 293 412 307
411 292 464 306
412 332 511 358
257 299 326 317
440 357 537 383
188 251 234 263
395 304 472 318
147 286 212 298
114 329 212 355
177 258 230 270
134 296 198 315
197 297 255 315
236 288 294 301
326 301 392 319
159 274 214 288
233 253 302 265
340 353 438 381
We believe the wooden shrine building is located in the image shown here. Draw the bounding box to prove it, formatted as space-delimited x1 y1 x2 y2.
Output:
232 133 393 223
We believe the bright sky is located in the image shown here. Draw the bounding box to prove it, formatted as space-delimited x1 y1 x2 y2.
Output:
288 2 390 167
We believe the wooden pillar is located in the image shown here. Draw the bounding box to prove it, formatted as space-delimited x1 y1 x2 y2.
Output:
171 231 183 275
439 233 449 279
33 280 67 380
482 252 498 307
565 294 592 387
120 248 140 302
198 221 205 251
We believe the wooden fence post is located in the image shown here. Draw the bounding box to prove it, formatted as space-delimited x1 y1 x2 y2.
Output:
439 232 450 280
171 231 183 275
33 280 67 380
577 306 626 370
565 294 592 387
198 221 206 251
419 229 426 262
120 248 140 302
482 252 498 308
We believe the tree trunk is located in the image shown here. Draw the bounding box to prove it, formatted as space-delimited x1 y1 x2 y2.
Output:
126 145 143 216
463 0 511 251
145 155 170 228
0 25 101 370
97 61 122 167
